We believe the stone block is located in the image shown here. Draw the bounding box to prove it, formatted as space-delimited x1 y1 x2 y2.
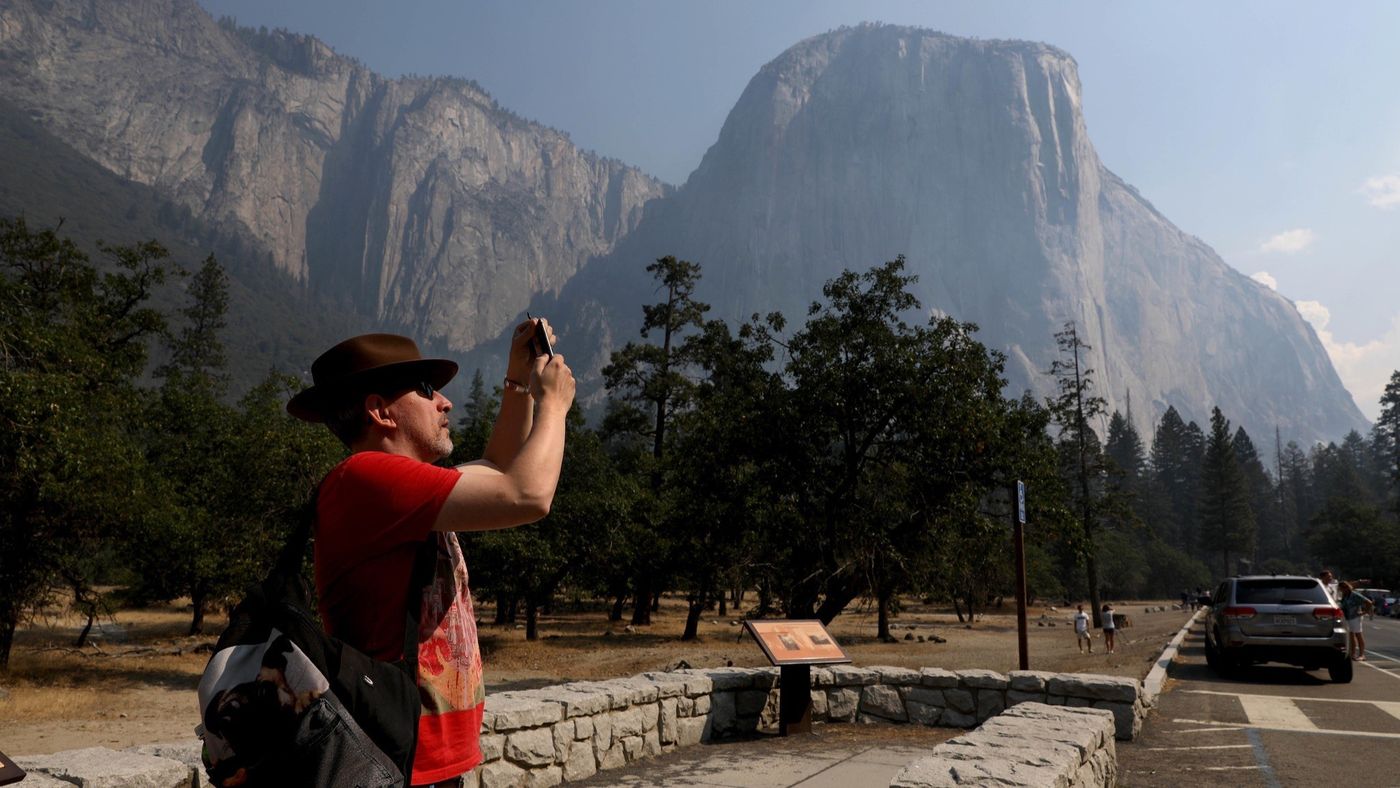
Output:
1046 673 1140 703
810 688 829 718
594 678 661 706
611 705 652 739
16 747 190 788
125 740 207 788
919 667 959 688
826 687 859 721
635 672 689 698
1006 670 1058 692
480 759 527 788
892 755 1065 787
736 689 769 717
523 764 563 788
620 734 644 761
463 767 480 788
939 709 978 728
562 740 597 781
1093 699 1143 741
810 667 835 687
1006 689 1046 707
702 667 765 691
901 686 945 707
709 691 737 733
663 671 716 697
1066 695 1095 708
957 668 1008 689
676 716 708 747
552 723 573 762
598 741 627 770
573 716 594 741
943 687 975 714
872 665 923 685
505 726 558 767
509 686 610 718
642 729 662 758
860 684 908 721
592 712 614 752
479 732 505 762
691 694 711 716
486 694 566 731
676 696 694 716
975 689 1006 720
906 700 943 725
826 665 880 686
3 771 70 787
659 697 679 744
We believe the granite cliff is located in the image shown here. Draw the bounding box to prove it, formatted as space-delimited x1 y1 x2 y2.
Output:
0 6 1366 442
0 0 667 352
538 25 1366 443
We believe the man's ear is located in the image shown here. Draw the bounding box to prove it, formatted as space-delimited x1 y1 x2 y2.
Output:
365 393 396 429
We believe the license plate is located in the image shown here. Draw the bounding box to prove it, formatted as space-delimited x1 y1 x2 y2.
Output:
1273 615 1296 625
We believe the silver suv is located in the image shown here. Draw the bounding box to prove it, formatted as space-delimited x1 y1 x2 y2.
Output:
1203 575 1351 683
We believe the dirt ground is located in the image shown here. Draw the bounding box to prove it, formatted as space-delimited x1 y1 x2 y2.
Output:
0 595 1191 756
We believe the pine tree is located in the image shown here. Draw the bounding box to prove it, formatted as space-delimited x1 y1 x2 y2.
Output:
1200 408 1255 576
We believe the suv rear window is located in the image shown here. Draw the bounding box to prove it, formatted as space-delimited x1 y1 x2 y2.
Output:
1234 579 1329 605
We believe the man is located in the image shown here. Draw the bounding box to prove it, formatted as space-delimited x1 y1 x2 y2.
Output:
1318 569 1368 603
287 321 573 787
1074 604 1092 654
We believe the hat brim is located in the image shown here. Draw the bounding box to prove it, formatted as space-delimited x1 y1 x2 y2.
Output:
287 358 458 423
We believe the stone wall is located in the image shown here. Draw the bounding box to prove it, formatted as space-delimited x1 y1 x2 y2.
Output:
13 667 1145 787
891 702 1117 787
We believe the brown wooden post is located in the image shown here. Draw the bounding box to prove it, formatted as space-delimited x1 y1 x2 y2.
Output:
1014 481 1030 670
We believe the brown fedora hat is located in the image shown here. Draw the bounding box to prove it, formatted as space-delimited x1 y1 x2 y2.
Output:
287 333 458 422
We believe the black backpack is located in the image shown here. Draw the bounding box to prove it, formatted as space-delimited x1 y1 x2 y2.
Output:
197 499 436 787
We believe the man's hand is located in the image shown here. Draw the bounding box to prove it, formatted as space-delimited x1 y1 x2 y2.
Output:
507 316 557 384
531 353 575 410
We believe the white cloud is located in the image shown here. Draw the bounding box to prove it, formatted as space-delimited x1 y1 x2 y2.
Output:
1295 299 1400 421
1361 174 1400 209
1259 228 1317 254
1250 271 1278 290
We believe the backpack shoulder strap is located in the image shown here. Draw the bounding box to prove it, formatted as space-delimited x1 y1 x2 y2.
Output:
400 535 439 676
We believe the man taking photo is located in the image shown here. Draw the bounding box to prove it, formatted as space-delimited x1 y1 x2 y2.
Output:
287 318 573 787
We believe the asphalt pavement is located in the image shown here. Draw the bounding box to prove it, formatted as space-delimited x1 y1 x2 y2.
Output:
1120 614 1400 787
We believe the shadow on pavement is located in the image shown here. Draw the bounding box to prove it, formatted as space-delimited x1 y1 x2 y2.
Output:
1170 658 1331 687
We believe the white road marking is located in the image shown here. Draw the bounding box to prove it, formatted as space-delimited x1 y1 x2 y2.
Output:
1366 646 1400 663
1147 744 1253 751
1173 726 1248 733
1201 765 1263 771
1170 718 1400 740
1361 659 1400 682
1237 695 1317 730
1184 689 1390 706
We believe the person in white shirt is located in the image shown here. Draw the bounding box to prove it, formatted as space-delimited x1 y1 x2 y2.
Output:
1101 603 1117 654
1074 604 1092 653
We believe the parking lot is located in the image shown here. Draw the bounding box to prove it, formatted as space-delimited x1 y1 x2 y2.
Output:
1120 615 1400 786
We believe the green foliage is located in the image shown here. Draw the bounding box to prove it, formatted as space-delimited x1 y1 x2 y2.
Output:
0 218 172 667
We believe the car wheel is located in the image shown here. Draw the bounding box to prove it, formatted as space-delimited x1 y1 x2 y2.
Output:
1329 657 1354 684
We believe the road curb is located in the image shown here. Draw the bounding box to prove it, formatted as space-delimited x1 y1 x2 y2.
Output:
1142 608 1201 707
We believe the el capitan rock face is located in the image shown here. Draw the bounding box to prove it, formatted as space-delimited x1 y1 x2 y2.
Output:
541 24 1365 443
0 0 667 352
0 7 1366 443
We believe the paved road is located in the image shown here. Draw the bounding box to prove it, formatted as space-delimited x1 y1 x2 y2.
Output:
1120 614 1400 786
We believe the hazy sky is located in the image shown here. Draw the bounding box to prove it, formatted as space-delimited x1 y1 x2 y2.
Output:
199 1 1400 420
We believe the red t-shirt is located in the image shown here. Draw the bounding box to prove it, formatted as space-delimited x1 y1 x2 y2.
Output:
315 451 486 785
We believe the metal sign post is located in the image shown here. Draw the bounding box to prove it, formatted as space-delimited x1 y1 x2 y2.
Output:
743 620 851 736
1013 480 1029 670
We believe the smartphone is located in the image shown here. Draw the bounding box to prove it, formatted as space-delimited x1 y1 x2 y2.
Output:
526 312 554 358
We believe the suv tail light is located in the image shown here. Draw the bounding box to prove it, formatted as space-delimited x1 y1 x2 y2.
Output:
1313 607 1342 621
1223 606 1256 620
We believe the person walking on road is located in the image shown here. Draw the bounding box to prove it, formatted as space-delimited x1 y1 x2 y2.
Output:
1101 603 1117 654
1338 581 1374 661
1074 604 1092 654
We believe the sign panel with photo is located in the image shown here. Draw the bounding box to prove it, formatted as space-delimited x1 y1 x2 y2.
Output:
744 620 851 666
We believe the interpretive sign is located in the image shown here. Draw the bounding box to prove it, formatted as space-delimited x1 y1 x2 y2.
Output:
744 619 851 666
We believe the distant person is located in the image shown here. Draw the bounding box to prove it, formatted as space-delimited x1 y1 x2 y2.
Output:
1181 589 1191 608
1196 588 1212 610
1074 604 1092 654
1338 582 1374 661
1101 603 1117 654
288 324 573 787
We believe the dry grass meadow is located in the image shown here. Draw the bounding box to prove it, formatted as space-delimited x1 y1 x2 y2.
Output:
1 593 1191 755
